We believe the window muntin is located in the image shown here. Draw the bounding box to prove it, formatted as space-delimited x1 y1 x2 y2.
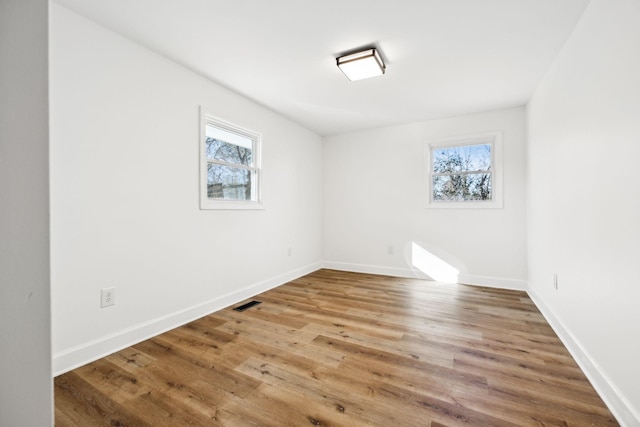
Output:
200 111 262 210
426 132 502 209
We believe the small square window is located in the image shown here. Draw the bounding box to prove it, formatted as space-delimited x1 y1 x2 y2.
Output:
426 132 503 209
200 109 263 210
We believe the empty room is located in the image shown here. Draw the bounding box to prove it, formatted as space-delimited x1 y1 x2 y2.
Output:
1 0 639 426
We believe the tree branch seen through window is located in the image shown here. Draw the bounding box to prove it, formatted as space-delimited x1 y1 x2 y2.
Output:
432 143 492 202
205 138 253 200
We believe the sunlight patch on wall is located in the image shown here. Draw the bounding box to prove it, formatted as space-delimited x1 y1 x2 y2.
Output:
410 242 459 283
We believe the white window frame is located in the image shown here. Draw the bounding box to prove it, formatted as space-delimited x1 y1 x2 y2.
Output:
200 108 263 210
425 131 503 209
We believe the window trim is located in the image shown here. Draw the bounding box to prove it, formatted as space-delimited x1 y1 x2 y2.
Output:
199 108 263 210
425 131 503 209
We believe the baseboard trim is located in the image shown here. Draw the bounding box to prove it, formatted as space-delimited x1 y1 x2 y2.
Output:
458 273 526 290
322 261 430 280
322 261 525 290
53 262 323 376
528 288 640 427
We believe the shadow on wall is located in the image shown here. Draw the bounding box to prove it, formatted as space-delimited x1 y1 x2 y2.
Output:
405 241 466 283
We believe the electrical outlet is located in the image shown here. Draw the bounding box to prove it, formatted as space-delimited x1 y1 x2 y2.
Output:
553 274 558 290
101 287 115 308
287 247 293 256
387 245 394 255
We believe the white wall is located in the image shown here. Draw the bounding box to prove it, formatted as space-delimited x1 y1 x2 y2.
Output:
0 0 52 424
323 107 527 289
527 0 640 424
50 4 323 374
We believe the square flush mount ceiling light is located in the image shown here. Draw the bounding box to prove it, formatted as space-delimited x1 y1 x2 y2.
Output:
337 48 386 81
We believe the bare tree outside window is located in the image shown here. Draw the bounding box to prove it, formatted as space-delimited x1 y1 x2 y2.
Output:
206 138 253 200
432 143 492 202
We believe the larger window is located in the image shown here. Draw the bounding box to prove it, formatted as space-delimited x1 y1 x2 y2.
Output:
200 110 262 210
426 132 503 209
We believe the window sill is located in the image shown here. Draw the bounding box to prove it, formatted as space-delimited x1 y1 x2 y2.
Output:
200 201 264 210
425 200 503 209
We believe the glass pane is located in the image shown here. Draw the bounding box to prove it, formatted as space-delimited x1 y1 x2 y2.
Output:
205 138 253 166
207 163 254 201
205 124 253 166
433 173 492 201
433 143 491 173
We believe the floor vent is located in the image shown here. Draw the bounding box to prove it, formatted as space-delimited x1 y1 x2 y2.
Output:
233 300 262 312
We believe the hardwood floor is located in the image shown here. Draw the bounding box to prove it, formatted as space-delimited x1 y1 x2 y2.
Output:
55 269 619 426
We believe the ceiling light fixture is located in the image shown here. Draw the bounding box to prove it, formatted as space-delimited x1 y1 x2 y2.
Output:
337 48 385 81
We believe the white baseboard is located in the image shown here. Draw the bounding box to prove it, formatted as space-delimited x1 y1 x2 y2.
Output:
528 288 640 427
322 261 430 280
322 261 525 290
53 262 322 376
457 273 526 290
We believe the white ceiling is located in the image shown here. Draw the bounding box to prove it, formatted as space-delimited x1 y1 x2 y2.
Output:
54 0 590 136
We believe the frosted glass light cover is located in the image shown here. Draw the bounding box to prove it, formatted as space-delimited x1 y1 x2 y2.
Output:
337 48 385 81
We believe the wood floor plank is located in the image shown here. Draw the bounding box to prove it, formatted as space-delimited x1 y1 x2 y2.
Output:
55 370 150 427
55 269 619 426
235 356 431 426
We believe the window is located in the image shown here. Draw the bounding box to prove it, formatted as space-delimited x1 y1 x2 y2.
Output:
200 110 262 210
426 132 503 208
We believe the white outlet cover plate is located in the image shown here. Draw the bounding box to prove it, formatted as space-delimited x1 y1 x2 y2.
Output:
101 287 115 307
